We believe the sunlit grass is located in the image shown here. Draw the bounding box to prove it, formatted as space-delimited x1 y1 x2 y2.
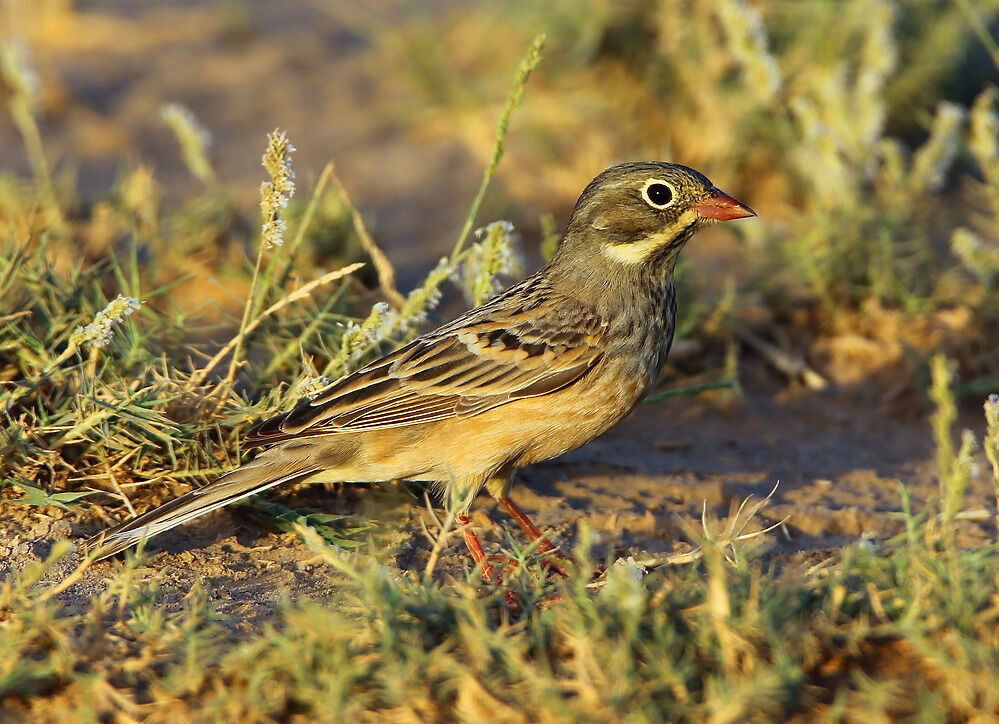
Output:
2 3 999 720
3 429 998 721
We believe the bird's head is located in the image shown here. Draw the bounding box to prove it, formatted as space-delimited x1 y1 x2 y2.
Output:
556 162 755 274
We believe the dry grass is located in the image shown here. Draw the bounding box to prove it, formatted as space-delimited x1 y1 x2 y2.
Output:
3 458 999 721
2 2 999 720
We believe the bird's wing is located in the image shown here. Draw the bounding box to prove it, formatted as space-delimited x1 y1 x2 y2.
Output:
244 278 606 446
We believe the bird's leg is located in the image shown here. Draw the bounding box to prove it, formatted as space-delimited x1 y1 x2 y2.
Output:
497 496 570 576
456 514 498 583
456 514 523 609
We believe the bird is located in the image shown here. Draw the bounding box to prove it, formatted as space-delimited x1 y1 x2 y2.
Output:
86 162 755 580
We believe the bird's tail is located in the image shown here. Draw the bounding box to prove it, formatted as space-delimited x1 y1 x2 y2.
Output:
86 453 320 561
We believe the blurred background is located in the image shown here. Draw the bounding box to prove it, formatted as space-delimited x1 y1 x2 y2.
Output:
2 0 999 482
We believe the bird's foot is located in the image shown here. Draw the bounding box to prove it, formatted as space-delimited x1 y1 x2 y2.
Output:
457 511 600 611
457 516 522 608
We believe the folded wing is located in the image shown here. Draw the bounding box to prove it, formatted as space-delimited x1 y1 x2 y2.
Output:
245 278 606 446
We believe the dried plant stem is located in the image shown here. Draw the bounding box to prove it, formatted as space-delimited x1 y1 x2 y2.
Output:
37 548 93 604
223 243 267 390
955 0 999 72
287 161 334 263
421 485 479 582
449 34 545 262
632 483 788 570
736 326 827 390
261 280 350 380
191 263 364 388
329 163 405 308
421 493 459 584
104 459 136 517
2 59 64 229
257 159 334 336
12 109 62 228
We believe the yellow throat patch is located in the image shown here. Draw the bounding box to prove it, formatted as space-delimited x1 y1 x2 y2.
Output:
599 209 698 264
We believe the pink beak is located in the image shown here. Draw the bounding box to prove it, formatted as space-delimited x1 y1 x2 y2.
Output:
695 187 756 221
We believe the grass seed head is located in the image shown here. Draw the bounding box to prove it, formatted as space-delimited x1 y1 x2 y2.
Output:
969 88 999 182
951 228 999 284
160 103 215 185
260 129 297 248
0 38 40 111
716 0 781 103
462 220 521 306
69 295 141 350
910 102 965 195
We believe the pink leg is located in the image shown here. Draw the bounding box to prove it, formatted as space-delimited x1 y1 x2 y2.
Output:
457 514 521 609
497 496 570 576
457 514 497 582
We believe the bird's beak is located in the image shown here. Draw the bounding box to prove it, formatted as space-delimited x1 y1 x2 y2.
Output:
695 187 756 221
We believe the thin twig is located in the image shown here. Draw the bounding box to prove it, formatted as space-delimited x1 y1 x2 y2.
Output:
190 262 364 388
421 492 459 584
736 326 827 389
222 239 267 390
288 161 335 262
450 34 545 262
328 163 405 309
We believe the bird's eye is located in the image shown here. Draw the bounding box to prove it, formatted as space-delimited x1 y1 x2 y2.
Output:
641 179 675 209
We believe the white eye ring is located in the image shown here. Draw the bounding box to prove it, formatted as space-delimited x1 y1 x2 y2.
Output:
641 178 677 210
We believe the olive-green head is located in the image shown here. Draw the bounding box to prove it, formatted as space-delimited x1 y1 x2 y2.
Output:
556 162 755 272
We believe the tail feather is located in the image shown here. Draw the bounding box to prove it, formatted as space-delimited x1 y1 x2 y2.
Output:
86 458 320 560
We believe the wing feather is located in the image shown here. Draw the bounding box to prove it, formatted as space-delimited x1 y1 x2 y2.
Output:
244 276 606 447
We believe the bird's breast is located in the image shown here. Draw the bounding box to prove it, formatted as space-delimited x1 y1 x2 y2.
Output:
605 277 677 393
